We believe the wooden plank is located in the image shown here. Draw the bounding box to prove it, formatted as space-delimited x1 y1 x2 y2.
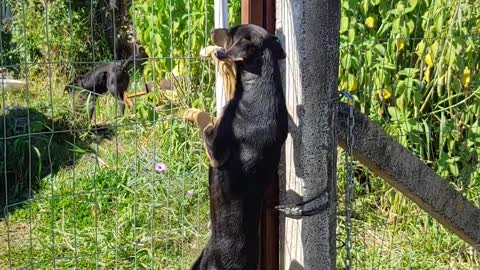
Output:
264 0 276 33
260 177 279 270
241 0 263 25
241 1 279 269
241 0 250 24
259 2 279 268
337 102 480 250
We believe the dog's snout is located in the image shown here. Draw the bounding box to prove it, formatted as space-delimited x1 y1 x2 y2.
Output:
215 48 228 60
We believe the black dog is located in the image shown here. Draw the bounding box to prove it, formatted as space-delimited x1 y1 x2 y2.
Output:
65 59 130 120
185 24 288 270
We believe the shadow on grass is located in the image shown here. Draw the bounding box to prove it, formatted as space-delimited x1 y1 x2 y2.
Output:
0 107 115 218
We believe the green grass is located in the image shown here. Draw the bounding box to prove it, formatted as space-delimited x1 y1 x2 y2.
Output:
0 28 479 270
336 152 480 269
1 68 479 269
0 65 214 269
1 73 478 270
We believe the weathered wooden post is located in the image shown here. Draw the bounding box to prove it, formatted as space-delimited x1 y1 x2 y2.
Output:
241 1 280 269
277 0 341 269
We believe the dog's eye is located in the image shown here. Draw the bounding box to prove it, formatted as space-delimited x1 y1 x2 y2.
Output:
244 35 251 41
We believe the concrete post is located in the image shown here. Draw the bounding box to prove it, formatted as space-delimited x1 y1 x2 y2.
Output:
276 0 340 269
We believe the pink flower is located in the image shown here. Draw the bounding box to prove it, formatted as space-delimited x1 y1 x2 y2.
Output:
187 190 194 197
154 163 166 173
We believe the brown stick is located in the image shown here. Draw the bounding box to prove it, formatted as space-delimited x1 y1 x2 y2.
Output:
126 91 148 99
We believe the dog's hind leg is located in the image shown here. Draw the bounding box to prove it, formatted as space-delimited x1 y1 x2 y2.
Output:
118 98 126 116
87 93 97 122
111 90 126 116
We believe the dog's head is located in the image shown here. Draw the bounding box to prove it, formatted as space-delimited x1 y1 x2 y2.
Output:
64 75 80 94
211 24 286 62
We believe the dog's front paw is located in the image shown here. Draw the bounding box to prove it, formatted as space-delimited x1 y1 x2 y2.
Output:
183 108 202 123
183 108 212 130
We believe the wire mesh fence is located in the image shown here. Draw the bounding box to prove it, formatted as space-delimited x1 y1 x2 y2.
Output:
0 0 240 269
1 0 480 269
336 0 480 269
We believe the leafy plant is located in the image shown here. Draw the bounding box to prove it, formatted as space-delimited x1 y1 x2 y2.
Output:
337 0 480 268
4 0 110 76
131 0 240 82
339 0 480 191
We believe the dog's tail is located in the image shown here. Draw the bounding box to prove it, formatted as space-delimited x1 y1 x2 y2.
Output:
120 54 135 71
121 53 147 71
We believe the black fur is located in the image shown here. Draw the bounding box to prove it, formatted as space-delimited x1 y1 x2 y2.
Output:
191 24 288 270
65 56 137 120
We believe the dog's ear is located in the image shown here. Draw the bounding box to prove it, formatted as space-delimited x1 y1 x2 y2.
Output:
71 75 80 86
212 26 255 61
269 36 286 60
211 28 231 48
69 71 78 83
65 75 76 93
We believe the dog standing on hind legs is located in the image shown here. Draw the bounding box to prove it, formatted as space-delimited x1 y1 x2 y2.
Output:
184 24 288 270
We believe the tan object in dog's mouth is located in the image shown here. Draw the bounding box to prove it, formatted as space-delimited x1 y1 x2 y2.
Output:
199 46 237 101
